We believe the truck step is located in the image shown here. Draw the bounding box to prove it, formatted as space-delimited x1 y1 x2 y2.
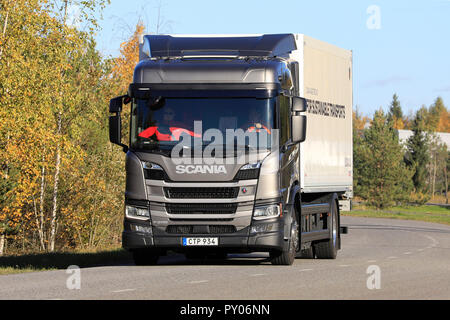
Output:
340 226 348 234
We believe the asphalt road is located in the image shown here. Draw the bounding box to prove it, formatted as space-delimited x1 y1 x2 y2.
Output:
1 216 449 300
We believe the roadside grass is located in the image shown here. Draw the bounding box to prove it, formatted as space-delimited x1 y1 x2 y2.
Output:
0 248 132 275
343 204 450 225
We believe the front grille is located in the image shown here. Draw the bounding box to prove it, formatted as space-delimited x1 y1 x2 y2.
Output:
166 225 237 234
166 203 238 214
164 187 239 199
209 225 237 234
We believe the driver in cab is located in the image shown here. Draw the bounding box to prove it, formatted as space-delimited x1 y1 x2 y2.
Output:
242 108 271 134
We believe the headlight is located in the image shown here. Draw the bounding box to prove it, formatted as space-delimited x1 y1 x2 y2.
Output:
143 162 163 170
240 162 261 170
125 205 150 220
253 204 281 220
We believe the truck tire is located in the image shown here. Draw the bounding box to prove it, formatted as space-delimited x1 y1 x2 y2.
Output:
314 200 338 259
270 211 298 265
296 246 315 259
132 249 159 265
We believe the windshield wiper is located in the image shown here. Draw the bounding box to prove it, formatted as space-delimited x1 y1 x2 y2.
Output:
202 143 263 154
134 140 173 155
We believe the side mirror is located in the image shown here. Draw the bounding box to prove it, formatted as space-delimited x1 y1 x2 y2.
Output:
292 97 307 112
109 114 128 152
292 115 307 143
109 95 130 152
109 97 123 113
109 115 121 145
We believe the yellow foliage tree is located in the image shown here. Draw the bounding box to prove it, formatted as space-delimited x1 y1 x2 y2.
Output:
112 21 145 93
353 109 370 131
393 116 405 130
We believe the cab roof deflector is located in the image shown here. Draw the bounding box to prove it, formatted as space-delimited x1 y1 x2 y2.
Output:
139 34 297 60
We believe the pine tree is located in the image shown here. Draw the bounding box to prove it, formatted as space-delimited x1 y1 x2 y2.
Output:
405 107 431 196
445 151 449 204
354 109 413 208
389 93 403 119
388 93 404 129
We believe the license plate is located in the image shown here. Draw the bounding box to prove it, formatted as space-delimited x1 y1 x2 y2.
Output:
182 237 219 246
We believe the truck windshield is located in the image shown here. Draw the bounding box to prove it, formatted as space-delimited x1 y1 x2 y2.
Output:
130 97 276 152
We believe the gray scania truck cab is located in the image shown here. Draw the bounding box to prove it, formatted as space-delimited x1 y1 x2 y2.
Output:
109 34 353 265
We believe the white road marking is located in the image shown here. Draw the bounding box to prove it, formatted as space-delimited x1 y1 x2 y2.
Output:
250 274 266 277
112 289 136 293
424 235 439 247
403 252 412 255
298 269 313 272
367 260 377 263
189 280 209 284
387 256 397 259
339 265 351 267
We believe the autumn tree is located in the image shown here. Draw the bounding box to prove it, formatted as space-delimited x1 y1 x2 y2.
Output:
0 0 114 254
430 97 449 133
353 106 370 131
0 0 57 254
112 21 145 93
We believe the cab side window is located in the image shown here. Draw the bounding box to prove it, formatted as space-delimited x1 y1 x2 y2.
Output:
279 95 291 146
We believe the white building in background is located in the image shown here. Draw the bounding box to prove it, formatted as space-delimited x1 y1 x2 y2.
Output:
397 129 450 148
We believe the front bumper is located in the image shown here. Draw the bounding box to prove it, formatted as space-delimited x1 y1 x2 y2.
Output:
122 219 286 252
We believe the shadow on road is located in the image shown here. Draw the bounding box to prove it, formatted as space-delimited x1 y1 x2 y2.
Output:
156 253 273 266
0 250 276 271
0 250 133 271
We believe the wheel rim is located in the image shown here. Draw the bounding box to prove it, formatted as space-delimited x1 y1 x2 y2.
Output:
332 211 337 247
292 220 299 252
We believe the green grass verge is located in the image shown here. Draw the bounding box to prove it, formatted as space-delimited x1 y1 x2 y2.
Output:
343 204 450 225
0 248 132 275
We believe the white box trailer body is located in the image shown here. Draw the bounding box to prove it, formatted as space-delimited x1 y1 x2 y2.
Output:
290 34 353 196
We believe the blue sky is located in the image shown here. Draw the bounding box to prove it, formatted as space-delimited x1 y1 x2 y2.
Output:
93 0 450 117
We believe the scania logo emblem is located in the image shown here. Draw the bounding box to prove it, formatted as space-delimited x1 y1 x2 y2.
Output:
175 165 227 174
242 188 247 194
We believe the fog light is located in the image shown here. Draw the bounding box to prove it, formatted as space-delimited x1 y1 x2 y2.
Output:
132 225 153 234
250 223 274 234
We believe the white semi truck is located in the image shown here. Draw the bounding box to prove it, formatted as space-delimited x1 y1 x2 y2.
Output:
109 34 352 265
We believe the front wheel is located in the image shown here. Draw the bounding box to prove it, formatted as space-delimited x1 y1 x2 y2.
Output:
270 212 298 266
